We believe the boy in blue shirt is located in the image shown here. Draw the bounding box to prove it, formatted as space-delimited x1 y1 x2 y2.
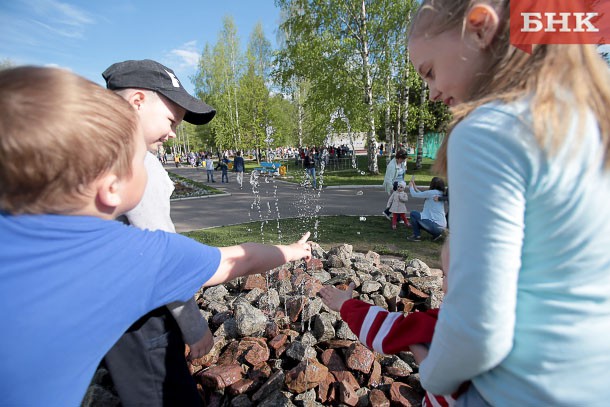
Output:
0 66 311 406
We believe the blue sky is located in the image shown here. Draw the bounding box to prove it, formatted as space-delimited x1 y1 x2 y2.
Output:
0 0 281 94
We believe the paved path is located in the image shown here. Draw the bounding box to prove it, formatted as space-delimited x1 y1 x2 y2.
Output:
168 166 426 233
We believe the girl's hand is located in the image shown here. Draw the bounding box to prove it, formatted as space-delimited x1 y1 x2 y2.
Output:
319 282 356 312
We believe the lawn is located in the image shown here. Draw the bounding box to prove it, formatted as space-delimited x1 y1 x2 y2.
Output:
242 155 439 187
184 215 444 268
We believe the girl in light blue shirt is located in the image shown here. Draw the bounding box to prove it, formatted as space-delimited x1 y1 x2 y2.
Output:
408 0 610 406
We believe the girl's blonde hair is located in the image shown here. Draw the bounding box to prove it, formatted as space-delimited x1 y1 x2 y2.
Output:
410 0 610 174
0 66 139 214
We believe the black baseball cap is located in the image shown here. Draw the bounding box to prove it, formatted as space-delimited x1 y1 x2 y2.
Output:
102 59 216 125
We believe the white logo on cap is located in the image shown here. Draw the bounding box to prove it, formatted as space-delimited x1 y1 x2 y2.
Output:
164 69 181 88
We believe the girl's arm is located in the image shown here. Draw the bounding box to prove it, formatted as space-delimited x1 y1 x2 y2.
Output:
319 283 439 355
409 187 439 199
419 109 528 395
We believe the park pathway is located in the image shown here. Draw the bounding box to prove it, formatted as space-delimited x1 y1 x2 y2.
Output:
167 166 426 233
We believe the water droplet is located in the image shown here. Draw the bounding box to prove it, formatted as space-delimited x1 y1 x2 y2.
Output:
356 190 363 196
359 217 366 222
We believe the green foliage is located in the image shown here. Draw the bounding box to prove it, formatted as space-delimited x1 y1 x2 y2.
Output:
187 3 452 157
0 59 15 70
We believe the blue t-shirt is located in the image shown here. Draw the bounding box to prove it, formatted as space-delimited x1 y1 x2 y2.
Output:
0 214 221 406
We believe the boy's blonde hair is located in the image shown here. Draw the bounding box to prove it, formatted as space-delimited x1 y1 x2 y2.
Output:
0 66 139 215
410 0 610 173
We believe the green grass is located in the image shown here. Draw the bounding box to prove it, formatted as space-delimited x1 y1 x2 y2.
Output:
183 215 444 268
243 155 439 187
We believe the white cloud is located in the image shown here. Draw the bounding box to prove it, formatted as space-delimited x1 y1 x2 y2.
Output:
168 40 200 69
26 0 95 39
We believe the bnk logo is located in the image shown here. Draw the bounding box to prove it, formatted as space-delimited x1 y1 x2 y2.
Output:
510 0 610 53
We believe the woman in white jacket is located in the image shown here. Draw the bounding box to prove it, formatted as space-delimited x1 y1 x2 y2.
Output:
382 149 408 219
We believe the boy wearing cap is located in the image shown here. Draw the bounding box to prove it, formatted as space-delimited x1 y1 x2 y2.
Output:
98 59 216 405
0 66 312 406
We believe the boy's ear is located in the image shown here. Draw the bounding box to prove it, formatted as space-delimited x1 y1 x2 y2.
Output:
465 4 499 48
96 173 122 209
128 90 147 111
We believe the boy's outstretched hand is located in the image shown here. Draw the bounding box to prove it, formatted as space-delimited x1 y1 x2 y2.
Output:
319 282 356 312
291 231 312 262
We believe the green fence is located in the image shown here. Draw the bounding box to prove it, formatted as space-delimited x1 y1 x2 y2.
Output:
408 132 445 160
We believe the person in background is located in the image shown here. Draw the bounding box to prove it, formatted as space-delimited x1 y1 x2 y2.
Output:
407 176 446 241
382 149 408 220
205 153 215 183
233 150 246 189
408 0 610 405
216 155 230 183
304 148 317 189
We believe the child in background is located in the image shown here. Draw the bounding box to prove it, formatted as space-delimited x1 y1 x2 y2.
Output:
0 66 312 406
319 240 466 406
407 177 446 241
408 1 610 404
386 180 410 229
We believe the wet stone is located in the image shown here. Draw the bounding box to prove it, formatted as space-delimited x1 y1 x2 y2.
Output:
284 358 329 394
198 364 243 389
346 342 375 374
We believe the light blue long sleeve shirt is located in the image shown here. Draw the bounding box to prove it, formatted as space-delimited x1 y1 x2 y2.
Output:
409 186 446 228
419 101 610 406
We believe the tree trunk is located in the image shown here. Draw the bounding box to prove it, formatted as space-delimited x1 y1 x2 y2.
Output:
400 47 411 154
395 93 401 157
360 0 378 174
384 71 392 158
297 85 304 147
416 83 427 169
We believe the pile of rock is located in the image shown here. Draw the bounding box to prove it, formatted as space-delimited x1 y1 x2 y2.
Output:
189 243 445 407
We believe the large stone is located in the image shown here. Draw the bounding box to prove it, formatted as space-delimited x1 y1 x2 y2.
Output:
337 381 359 406
369 389 390 407
242 274 268 291
252 370 286 402
197 364 243 389
345 342 375 374
238 337 270 366
320 348 347 371
285 340 316 361
285 358 329 393
204 285 229 302
389 382 422 406
312 312 336 342
234 301 267 337
286 296 305 322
